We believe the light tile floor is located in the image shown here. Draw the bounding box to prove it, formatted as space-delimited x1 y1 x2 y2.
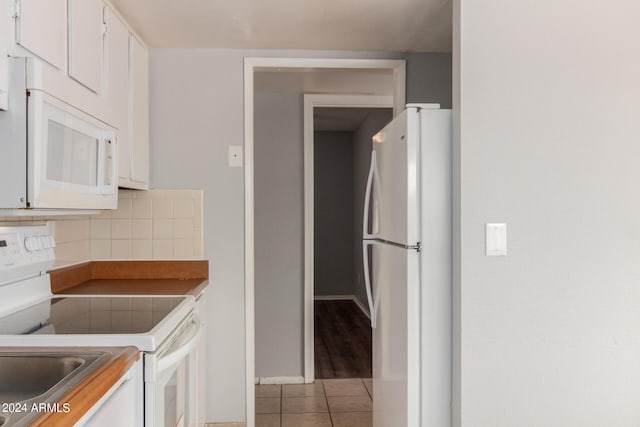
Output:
255 378 373 427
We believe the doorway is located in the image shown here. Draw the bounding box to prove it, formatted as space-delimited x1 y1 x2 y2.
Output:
309 102 393 381
244 58 405 427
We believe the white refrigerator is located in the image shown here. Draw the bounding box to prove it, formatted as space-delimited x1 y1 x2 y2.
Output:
362 104 451 427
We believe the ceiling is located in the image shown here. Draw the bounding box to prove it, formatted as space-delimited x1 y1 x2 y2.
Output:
314 107 392 131
108 0 452 52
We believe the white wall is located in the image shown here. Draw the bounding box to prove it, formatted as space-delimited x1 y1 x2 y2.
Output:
149 48 403 423
455 1 640 426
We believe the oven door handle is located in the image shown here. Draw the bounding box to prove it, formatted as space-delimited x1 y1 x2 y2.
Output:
156 315 202 374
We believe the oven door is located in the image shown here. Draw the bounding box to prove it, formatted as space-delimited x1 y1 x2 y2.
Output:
144 312 201 427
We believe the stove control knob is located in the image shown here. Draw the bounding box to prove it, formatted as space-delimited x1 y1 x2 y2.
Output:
24 236 38 252
46 235 56 248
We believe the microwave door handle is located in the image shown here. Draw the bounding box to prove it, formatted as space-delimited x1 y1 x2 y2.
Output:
156 315 201 374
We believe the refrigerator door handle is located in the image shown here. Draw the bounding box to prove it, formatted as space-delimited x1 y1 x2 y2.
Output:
363 150 381 239
362 240 377 328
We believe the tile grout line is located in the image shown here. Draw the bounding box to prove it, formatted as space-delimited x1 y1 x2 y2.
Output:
321 380 336 427
280 384 283 427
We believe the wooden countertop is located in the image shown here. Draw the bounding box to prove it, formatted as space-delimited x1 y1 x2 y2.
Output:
50 260 209 297
0 346 140 427
58 278 208 297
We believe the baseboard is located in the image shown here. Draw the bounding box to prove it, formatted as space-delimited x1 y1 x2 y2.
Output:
313 294 353 301
206 423 246 427
314 294 371 320
255 376 305 385
351 296 371 320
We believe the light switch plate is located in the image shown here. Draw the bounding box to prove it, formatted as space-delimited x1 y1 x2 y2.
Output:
228 145 243 167
485 223 507 256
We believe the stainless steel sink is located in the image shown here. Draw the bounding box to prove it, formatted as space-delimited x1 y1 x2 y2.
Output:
0 355 85 402
0 351 111 426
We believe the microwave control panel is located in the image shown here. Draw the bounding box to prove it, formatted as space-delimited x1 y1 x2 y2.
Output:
0 225 55 286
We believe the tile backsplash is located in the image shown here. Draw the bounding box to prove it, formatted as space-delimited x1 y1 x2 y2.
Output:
0 189 203 268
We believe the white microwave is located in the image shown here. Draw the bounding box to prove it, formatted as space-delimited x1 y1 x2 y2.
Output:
0 57 117 211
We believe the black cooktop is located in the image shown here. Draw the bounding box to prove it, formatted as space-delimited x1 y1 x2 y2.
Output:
0 296 186 335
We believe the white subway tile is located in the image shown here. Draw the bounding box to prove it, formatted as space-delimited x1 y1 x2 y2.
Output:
173 219 194 239
53 220 73 244
112 199 132 219
173 199 194 218
193 196 202 227
153 219 173 239
132 240 153 259
91 240 112 259
132 199 153 219
92 210 112 219
152 199 173 218
118 189 133 199
152 240 173 259
133 189 153 199
173 239 194 259
90 219 111 240
111 219 132 240
111 240 132 259
132 219 153 239
194 229 203 257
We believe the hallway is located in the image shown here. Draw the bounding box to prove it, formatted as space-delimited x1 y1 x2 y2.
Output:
314 299 372 379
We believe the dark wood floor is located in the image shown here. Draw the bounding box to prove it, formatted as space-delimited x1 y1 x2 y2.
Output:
314 299 372 379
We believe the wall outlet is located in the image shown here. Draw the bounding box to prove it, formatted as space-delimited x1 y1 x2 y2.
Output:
229 145 243 167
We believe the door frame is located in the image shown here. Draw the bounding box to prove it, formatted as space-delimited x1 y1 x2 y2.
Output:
303 94 394 383
243 57 405 427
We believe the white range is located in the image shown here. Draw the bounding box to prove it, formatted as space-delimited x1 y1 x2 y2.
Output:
0 225 201 427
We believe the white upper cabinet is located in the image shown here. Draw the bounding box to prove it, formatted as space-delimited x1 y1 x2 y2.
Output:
14 0 67 70
127 35 149 188
68 0 104 93
104 7 130 179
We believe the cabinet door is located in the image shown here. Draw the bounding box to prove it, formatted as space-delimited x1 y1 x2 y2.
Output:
15 0 67 70
83 360 143 427
68 0 104 93
104 7 130 182
129 35 149 186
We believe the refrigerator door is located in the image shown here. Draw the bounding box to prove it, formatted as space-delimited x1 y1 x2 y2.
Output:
371 242 420 427
366 108 420 246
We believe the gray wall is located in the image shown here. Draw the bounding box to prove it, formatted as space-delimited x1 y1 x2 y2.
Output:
254 92 304 377
314 131 355 297
352 109 393 310
149 48 450 423
406 52 452 108
455 1 640 426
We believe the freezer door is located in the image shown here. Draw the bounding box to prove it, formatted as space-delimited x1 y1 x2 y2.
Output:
371 243 420 427
367 108 420 246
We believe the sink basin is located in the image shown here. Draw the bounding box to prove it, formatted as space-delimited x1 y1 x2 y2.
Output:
0 351 111 426
0 355 84 403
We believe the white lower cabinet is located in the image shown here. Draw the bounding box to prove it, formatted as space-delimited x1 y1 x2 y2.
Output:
78 358 144 427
